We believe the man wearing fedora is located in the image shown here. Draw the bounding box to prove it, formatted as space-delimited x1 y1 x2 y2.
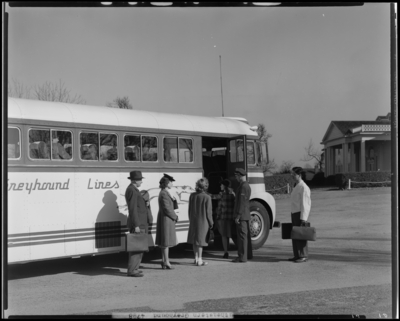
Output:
125 170 149 277
232 168 252 263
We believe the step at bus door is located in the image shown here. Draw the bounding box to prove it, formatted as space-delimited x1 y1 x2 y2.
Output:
227 135 247 192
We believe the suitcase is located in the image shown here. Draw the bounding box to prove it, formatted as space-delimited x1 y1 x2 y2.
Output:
281 222 310 239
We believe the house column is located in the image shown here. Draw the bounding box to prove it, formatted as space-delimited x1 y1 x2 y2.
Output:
342 143 348 173
349 143 355 172
360 139 366 172
326 147 332 176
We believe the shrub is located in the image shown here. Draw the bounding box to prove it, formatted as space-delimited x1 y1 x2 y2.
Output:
325 175 337 186
264 174 295 195
344 171 391 188
311 172 325 186
335 173 347 190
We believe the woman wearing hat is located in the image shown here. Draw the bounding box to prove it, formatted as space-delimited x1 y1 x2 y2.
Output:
155 174 179 269
187 178 214 266
211 179 236 259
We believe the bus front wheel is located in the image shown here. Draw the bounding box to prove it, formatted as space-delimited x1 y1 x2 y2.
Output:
249 201 270 250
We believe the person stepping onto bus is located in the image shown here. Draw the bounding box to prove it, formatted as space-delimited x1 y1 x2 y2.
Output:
125 171 149 277
211 179 235 259
187 178 214 266
155 175 179 270
232 168 252 263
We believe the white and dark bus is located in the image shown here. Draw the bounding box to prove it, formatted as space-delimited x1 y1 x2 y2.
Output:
7 98 277 263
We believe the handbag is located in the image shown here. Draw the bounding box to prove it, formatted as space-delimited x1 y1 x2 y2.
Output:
126 232 149 252
291 226 316 241
206 229 214 243
172 199 179 210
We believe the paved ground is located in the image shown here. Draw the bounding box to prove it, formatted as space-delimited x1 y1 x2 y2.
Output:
5 187 394 318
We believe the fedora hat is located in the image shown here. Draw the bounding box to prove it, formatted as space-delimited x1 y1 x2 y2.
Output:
234 168 246 176
163 173 175 182
127 171 144 180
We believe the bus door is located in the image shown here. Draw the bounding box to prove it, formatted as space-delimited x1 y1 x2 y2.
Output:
227 135 247 192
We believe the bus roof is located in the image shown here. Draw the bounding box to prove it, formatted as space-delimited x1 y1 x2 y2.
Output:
8 98 259 138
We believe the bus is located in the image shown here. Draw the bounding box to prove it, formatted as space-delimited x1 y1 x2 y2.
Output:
7 97 277 264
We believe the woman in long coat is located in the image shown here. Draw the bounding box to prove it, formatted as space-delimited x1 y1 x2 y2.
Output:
155 176 178 269
211 179 235 259
187 177 214 266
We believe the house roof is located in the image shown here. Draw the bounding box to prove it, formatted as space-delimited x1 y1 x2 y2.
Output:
321 120 391 143
331 121 390 135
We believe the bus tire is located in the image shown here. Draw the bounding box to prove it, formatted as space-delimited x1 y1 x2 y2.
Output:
249 201 270 250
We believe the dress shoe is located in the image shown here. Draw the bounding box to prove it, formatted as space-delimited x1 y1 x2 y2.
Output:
161 262 166 270
164 264 175 270
231 257 247 263
197 261 208 266
223 252 229 259
288 257 299 261
128 273 143 277
294 258 308 263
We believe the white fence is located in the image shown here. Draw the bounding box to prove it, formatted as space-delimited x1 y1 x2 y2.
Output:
348 179 391 189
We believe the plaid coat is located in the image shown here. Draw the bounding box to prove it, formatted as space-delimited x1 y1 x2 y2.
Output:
212 188 236 220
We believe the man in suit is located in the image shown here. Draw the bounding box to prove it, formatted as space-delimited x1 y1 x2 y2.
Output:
125 170 149 277
232 168 252 263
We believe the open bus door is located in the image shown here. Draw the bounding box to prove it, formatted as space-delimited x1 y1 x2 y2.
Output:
227 135 247 192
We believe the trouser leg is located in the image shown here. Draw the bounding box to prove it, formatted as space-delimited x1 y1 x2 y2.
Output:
236 220 248 262
291 212 308 259
128 252 143 275
247 221 253 260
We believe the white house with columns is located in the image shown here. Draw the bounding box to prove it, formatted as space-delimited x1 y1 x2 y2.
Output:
321 113 391 176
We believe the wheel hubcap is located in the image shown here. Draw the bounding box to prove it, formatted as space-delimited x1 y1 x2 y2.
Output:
250 212 263 240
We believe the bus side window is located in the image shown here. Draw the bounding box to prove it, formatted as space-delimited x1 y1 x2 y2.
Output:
164 137 178 163
8 127 21 159
80 132 99 161
179 138 193 163
142 136 158 162
29 129 50 160
124 134 141 162
51 130 72 160
100 133 118 161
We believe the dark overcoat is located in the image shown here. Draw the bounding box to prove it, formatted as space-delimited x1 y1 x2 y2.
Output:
187 191 214 246
125 184 149 233
234 181 251 221
155 189 178 247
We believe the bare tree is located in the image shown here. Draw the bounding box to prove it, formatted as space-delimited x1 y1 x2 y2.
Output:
257 123 272 144
263 158 278 175
301 139 324 172
106 96 133 109
33 80 86 104
8 78 32 99
279 160 295 174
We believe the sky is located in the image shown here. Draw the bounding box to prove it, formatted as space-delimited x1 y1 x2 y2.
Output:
6 3 391 170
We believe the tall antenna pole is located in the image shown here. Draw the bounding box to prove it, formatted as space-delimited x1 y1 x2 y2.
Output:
219 55 225 117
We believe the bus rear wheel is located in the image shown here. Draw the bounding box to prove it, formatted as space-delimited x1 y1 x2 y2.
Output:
249 201 270 250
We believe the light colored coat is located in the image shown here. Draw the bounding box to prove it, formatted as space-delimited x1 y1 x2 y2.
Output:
155 189 178 247
187 191 214 246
